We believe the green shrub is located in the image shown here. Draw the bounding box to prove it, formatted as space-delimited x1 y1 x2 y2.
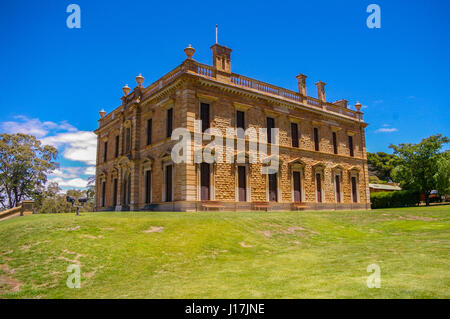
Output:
371 190 420 209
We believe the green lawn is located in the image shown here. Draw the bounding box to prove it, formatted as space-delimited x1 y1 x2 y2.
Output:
0 206 449 299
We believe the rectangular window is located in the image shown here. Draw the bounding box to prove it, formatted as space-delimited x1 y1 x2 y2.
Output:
200 103 210 133
236 110 245 130
145 171 151 204
166 108 173 138
314 127 319 151
291 122 299 148
115 135 119 158
147 118 152 145
351 176 358 203
200 163 210 201
293 171 302 202
238 166 246 202
332 132 338 154
335 175 341 203
165 165 172 202
125 127 131 153
103 142 108 162
348 135 354 157
316 173 322 203
267 117 275 144
268 173 277 202
113 178 118 206
123 175 129 206
101 181 106 207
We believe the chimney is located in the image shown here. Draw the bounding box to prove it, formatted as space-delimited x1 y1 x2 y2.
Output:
210 44 232 73
296 74 307 96
315 81 326 102
334 99 348 108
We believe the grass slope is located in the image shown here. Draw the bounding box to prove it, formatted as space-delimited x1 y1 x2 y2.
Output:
0 206 449 298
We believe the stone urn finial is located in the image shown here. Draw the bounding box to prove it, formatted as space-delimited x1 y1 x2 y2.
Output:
355 101 362 111
136 73 144 86
99 109 106 118
122 84 131 96
184 44 196 59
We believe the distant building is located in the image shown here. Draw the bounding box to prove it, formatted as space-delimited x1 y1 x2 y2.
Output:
94 42 370 211
369 183 401 193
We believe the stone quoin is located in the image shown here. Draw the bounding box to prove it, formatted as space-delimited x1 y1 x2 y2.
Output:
94 42 370 211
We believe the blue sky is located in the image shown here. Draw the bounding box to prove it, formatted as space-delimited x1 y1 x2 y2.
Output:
0 0 449 189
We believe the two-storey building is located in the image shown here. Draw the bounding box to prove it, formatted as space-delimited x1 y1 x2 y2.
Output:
94 43 370 211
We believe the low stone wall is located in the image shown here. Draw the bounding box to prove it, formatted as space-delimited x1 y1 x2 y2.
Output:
0 201 35 220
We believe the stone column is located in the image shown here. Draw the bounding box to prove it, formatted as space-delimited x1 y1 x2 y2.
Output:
296 74 307 102
315 81 326 103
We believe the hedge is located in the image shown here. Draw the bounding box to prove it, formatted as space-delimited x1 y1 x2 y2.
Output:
371 190 420 209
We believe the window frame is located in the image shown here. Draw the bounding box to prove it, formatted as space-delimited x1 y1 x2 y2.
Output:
166 108 173 138
313 127 320 151
291 122 299 148
332 131 338 154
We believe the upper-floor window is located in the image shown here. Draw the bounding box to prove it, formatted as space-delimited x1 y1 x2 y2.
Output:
332 132 338 154
200 103 210 132
125 127 131 153
103 141 108 162
348 135 354 157
314 127 319 151
291 122 299 148
147 118 152 145
115 135 119 158
267 117 275 144
166 108 173 138
236 110 245 130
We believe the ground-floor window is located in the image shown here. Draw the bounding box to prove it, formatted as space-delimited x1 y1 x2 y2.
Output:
200 163 210 201
351 176 358 203
145 170 151 204
165 165 172 202
123 174 131 206
316 173 323 203
113 178 118 206
335 175 341 203
268 173 278 202
293 171 302 202
238 166 246 202
101 180 106 207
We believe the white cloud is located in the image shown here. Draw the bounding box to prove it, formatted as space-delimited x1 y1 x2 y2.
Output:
1 115 97 189
84 166 96 175
0 116 78 138
41 131 97 165
376 127 398 133
49 177 89 188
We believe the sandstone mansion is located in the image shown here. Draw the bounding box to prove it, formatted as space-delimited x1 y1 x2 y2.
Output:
94 43 370 211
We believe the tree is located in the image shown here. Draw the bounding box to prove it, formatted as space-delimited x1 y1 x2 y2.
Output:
367 152 397 182
434 151 450 196
0 133 58 209
35 182 94 214
390 134 449 205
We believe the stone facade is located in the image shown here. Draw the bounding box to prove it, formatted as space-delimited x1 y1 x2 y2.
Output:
94 43 370 211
